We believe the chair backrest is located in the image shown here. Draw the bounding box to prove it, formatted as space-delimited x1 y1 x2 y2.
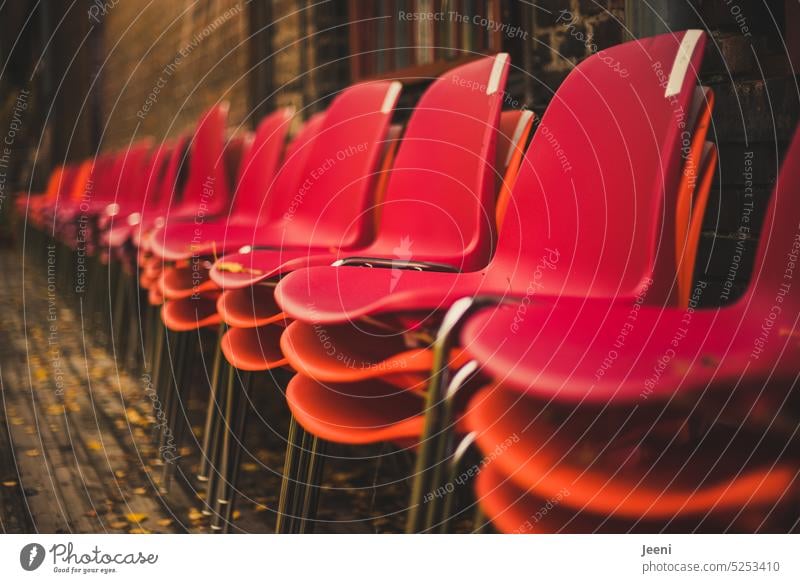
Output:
492 30 707 304
42 166 65 200
256 111 327 226
86 152 123 202
496 109 536 231
275 80 402 248
142 140 179 208
156 136 191 209
67 160 94 202
744 125 800 310
364 54 510 269
225 132 252 197
232 107 294 216
114 141 153 204
179 103 231 211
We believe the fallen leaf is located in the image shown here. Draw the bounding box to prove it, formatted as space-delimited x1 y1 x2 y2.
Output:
129 528 151 534
45 404 63 416
241 462 259 473
215 261 262 275
2 480 18 487
86 439 103 451
125 408 145 426
125 513 148 524
109 521 127 529
232 510 241 520
157 518 173 527
132 487 147 495
114 470 126 479
188 508 204 521
24 449 40 457
9 417 24 426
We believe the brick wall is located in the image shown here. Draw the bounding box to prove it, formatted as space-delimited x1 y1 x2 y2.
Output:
99 0 251 149
695 0 798 304
531 0 627 108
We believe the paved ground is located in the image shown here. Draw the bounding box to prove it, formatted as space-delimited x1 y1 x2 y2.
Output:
0 242 413 534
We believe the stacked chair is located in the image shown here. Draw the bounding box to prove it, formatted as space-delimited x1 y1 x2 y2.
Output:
274 30 723 532
461 125 800 532
15 28 797 535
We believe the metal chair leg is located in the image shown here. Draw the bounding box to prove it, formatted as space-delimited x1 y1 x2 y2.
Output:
198 324 227 482
211 369 253 532
160 330 192 491
406 296 504 533
296 436 327 534
434 431 479 533
276 415 305 533
423 361 480 532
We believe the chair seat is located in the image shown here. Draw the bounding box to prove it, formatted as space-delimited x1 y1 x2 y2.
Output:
220 325 288 371
280 320 467 389
466 386 798 520
159 263 220 300
209 248 338 289
286 375 426 444
276 266 495 325
161 293 222 331
474 464 759 533
462 299 798 404
216 286 285 328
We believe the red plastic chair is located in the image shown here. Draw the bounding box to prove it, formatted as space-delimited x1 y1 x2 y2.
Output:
458 125 800 533
461 124 800 409
472 461 790 533
101 138 184 252
277 29 709 420
135 103 232 254
148 107 295 262
465 384 798 532
675 86 716 307
275 30 710 532
208 55 511 293
157 77 400 331
214 55 515 376
276 32 709 325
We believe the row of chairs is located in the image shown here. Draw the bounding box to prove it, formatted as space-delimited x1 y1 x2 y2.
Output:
17 28 799 533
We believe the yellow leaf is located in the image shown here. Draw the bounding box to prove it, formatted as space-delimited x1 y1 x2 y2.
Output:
215 261 262 275
125 513 148 524
24 449 40 457
109 520 127 529
125 408 145 425
34 368 48 381
232 510 241 520
188 508 204 521
86 439 103 451
10 417 24 426
157 518 173 527
45 404 63 415
114 470 126 479
132 487 147 495
128 528 151 534
241 462 259 473
2 480 18 487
